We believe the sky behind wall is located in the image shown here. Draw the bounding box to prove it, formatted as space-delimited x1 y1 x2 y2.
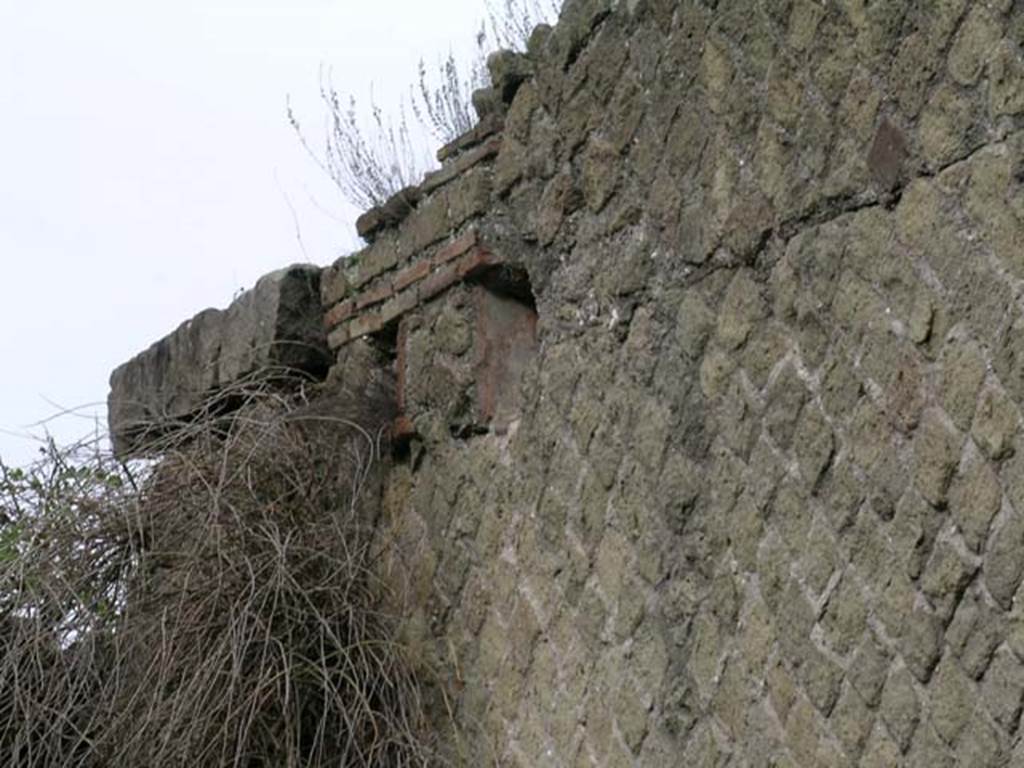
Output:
0 0 503 467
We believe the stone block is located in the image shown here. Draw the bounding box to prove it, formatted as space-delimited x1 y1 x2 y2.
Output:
989 40 1024 117
350 235 401 288
448 167 493 227
901 606 944 683
108 265 329 455
941 336 987 431
880 666 921 752
397 192 450 258
984 508 1024 609
914 410 964 508
982 647 1024 732
948 456 1002 553
947 6 1000 86
419 137 501 198
320 260 352 306
920 539 977 620
918 83 977 171
929 658 974 745
848 633 891 708
487 50 533 104
972 387 1018 461
829 683 874 759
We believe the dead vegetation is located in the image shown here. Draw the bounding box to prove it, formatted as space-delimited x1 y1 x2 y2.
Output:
290 0 561 211
0 371 443 767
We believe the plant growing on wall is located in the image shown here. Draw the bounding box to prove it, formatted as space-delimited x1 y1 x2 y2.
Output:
484 0 560 50
293 0 560 211
412 0 560 145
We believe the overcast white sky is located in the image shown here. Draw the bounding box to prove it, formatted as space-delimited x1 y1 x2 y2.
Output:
0 0 509 466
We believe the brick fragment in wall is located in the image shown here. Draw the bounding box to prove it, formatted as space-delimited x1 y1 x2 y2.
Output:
320 262 351 307
379 288 419 327
447 167 493 227
456 247 499 280
345 311 383 341
349 234 400 289
326 323 349 350
323 298 355 329
473 286 538 429
397 192 451 259
354 279 394 310
418 261 461 302
393 259 432 293
395 316 414 413
433 229 479 266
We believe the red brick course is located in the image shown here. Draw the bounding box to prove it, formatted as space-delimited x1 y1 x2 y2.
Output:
379 289 419 326
347 312 384 340
393 259 432 293
326 323 350 350
433 229 479 267
323 298 355 329
354 279 393 310
418 262 461 302
326 237 508 352
456 247 499 279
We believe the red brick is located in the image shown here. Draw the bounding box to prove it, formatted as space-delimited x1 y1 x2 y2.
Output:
379 288 419 326
395 318 413 412
326 323 350 350
354 279 393 310
433 229 479 267
393 259 432 292
347 312 383 339
473 286 538 429
456 247 500 280
436 114 502 162
418 262 460 301
391 415 416 444
323 298 355 329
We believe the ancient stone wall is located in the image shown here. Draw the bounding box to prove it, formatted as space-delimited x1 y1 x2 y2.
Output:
109 0 1024 764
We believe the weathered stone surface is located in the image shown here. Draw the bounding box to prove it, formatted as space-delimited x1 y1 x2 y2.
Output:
914 410 964 508
108 265 329 455
108 0 1024 763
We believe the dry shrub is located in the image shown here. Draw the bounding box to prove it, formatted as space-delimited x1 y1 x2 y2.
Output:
0 372 442 767
484 0 561 51
291 0 563 210
289 81 432 212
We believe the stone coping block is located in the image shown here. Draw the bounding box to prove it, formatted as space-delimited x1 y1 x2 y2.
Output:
108 265 330 456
